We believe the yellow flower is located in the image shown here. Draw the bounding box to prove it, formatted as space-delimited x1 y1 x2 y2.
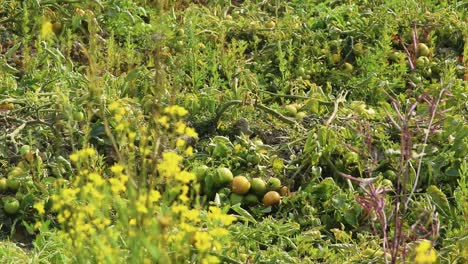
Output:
63 209 71 219
109 178 126 194
34 201 45 215
82 183 94 196
136 196 148 214
34 221 42 230
158 152 183 178
69 153 79 163
415 240 437 264
176 138 186 149
116 106 126 116
172 204 188 214
175 170 196 184
84 147 97 157
157 115 169 128
128 132 136 141
119 174 129 184
208 206 236 225
57 213 67 223
109 102 120 112
88 172 105 186
41 19 54 39
115 122 128 131
175 121 187 135
208 227 229 237
180 222 197 232
83 204 96 215
182 209 200 223
184 127 198 138
193 231 212 251
114 114 123 122
110 164 124 174
234 144 242 153
184 146 194 156
179 185 190 202
149 190 161 203
164 105 188 117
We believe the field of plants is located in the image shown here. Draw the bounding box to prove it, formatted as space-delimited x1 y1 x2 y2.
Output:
0 0 467 263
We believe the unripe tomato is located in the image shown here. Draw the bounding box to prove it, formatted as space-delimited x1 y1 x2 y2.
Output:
265 20 276 29
3 198 20 215
417 43 430 57
343 62 353 73
0 178 7 191
19 145 31 156
7 177 20 191
73 111 85 121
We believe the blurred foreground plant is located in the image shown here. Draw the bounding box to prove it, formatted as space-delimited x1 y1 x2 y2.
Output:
34 104 237 263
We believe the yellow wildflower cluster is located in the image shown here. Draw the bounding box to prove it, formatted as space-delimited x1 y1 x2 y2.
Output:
208 206 237 226
157 106 198 137
69 147 97 163
40 17 54 39
109 101 130 132
164 105 189 117
414 240 437 264
167 201 231 263
44 149 130 259
109 163 128 194
155 106 199 158
156 147 233 262
37 105 237 263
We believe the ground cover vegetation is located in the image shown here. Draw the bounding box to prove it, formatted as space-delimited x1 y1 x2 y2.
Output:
0 0 467 263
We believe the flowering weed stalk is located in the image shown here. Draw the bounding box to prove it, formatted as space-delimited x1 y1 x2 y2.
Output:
34 104 236 263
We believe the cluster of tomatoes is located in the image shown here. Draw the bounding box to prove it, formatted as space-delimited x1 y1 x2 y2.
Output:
0 145 35 216
193 165 290 208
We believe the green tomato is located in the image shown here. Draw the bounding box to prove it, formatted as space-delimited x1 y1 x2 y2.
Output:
416 56 430 67
284 105 298 117
19 145 31 156
389 51 403 62
342 62 353 73
3 198 20 215
15 192 24 201
353 42 364 56
244 194 259 205
0 178 7 191
250 178 267 196
192 165 209 182
296 111 307 121
330 53 341 64
73 111 85 121
267 177 281 191
264 20 276 29
176 28 185 36
8 167 24 178
7 177 20 191
417 43 430 57
215 167 234 186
